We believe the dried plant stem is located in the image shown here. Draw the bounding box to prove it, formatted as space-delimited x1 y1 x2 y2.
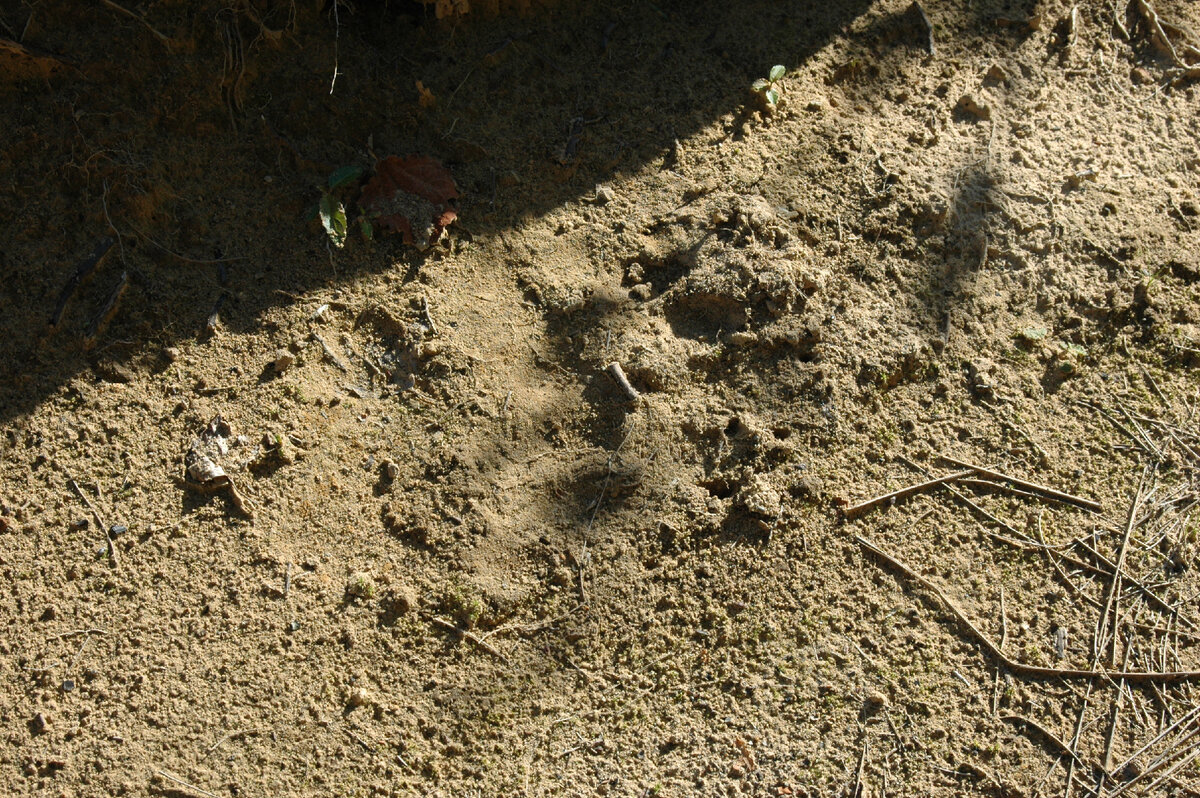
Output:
101 0 172 47
844 469 973 519
939 454 1102 513
857 536 1200 683
1096 468 1151 666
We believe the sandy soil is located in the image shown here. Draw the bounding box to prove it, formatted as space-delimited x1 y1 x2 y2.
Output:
3 0 1200 795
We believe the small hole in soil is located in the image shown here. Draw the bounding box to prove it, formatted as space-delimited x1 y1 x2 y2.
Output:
700 478 734 499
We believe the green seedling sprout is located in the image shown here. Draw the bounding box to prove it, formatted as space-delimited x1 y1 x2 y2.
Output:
751 64 786 109
313 165 364 248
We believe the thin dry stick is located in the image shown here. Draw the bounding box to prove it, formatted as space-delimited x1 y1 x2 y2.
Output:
1133 0 1199 68
1109 704 1200 782
1063 680 1095 796
1000 714 1086 767
1144 744 1200 794
896 456 1039 543
1096 468 1151 667
428 616 508 663
844 469 974 519
906 461 1193 642
851 734 868 798
154 770 221 798
1035 513 1101 611
420 295 438 336
66 475 119 569
1109 723 1200 797
856 536 1200 683
953 477 1050 503
101 0 172 47
605 362 640 402
939 454 1102 513
48 238 114 329
204 728 262 757
1076 399 1149 456
85 270 128 349
1073 537 1194 630
138 230 246 264
50 628 107 641
999 587 1008 653
1117 401 1165 461
1103 638 1137 780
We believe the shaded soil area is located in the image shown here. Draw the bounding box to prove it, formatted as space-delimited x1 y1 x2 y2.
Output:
2 0 1200 795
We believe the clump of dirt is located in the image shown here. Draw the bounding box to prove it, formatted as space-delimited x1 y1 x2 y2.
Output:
2 0 1200 796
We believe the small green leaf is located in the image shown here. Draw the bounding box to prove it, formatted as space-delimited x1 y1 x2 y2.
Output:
328 165 363 191
319 193 348 248
769 64 786 82
751 78 771 93
765 88 780 107
359 217 374 241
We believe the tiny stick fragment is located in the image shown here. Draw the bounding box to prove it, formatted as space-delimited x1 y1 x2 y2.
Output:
420 295 438 336
311 332 349 372
67 475 119 569
428 616 508 663
85 271 128 349
204 293 226 336
939 454 1102 513
48 237 114 329
606 362 640 402
154 770 221 798
910 1 936 54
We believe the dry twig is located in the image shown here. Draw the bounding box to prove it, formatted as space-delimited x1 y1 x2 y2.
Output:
844 469 973 519
101 0 173 48
939 454 1102 513
857 536 1200 683
428 615 508 663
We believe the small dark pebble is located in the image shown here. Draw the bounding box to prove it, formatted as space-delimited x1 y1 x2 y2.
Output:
62 679 76 693
109 524 128 537
71 518 89 530
288 620 300 633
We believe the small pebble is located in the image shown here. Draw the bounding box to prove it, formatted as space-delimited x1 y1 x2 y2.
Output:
30 713 48 735
288 620 300 633
272 349 296 374
984 64 1008 85
956 92 991 120
594 185 615 204
62 679 76 693
163 346 181 363
109 524 127 537
864 689 889 711
628 283 652 301
727 331 758 347
71 518 89 530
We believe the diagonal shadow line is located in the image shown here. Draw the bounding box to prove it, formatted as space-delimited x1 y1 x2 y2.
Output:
0 0 1004 427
